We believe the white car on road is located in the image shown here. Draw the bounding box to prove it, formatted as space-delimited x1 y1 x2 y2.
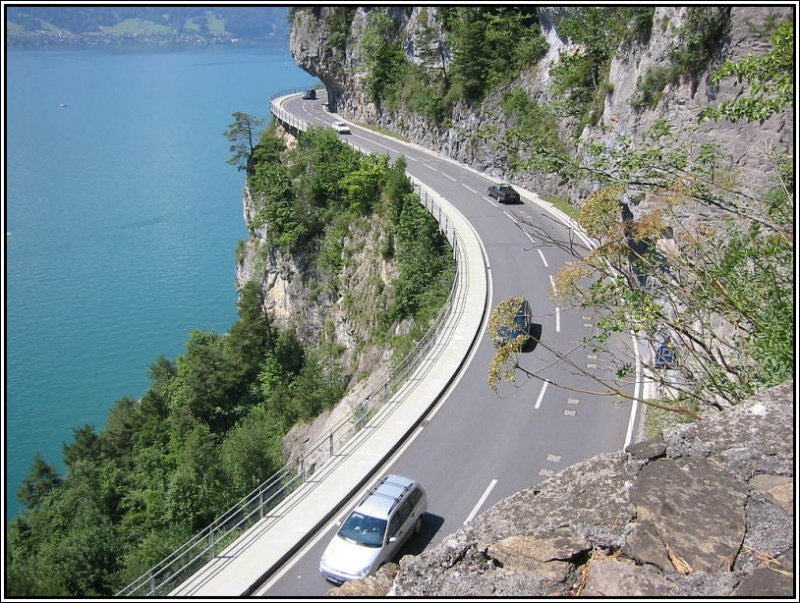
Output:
332 121 351 134
320 474 426 584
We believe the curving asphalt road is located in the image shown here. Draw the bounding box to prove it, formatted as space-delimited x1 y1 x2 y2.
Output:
258 91 641 596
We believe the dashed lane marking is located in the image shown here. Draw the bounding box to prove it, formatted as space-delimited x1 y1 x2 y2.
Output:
534 380 550 409
502 210 519 226
537 248 548 266
464 479 498 525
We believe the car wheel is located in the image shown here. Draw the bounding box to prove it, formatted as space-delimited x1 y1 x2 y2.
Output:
414 516 423 534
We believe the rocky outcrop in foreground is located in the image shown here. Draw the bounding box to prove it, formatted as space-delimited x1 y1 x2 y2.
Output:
334 381 795 597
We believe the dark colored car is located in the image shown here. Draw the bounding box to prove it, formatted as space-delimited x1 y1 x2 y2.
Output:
487 184 521 204
494 298 533 346
302 89 317 100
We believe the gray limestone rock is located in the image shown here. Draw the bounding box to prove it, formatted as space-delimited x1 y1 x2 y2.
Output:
380 382 793 597
629 456 748 574
581 558 682 596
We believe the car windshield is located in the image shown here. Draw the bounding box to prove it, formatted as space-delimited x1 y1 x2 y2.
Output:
337 511 386 548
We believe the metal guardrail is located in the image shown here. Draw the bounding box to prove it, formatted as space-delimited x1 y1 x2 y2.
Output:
117 92 467 597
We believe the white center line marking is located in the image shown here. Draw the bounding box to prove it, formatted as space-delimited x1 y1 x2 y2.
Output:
462 183 477 194
549 274 557 294
464 479 498 525
537 248 548 267
365 138 395 153
535 380 550 409
556 307 561 332
443 173 456 181
503 211 519 225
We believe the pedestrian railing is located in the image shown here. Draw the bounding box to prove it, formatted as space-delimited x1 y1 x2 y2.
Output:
117 91 468 597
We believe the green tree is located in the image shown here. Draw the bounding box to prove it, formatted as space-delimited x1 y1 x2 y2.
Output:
220 405 282 496
99 397 139 463
341 154 388 214
447 8 489 103
361 10 405 103
546 123 793 412
18 454 62 509
444 7 545 104
167 330 239 433
63 424 100 468
225 111 265 171
228 280 276 385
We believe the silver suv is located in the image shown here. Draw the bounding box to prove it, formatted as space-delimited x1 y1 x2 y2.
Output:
319 474 427 584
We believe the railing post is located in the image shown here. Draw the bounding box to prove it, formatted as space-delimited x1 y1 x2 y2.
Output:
329 431 334 457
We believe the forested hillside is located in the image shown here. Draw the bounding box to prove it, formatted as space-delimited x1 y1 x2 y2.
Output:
5 6 289 45
6 125 454 596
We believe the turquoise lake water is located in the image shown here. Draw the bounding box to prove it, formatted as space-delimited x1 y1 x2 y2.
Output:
5 44 317 521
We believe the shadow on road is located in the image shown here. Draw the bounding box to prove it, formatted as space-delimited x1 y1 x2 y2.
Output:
402 513 445 557
520 322 542 353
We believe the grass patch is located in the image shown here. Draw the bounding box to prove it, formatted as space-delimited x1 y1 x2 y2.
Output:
539 194 579 220
642 404 696 439
350 120 410 144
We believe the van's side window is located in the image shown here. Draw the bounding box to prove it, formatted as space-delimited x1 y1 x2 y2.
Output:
388 513 402 539
407 487 422 509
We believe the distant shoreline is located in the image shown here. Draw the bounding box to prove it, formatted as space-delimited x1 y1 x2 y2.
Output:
6 33 289 48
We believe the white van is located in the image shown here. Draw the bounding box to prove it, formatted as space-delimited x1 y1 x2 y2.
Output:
319 474 427 584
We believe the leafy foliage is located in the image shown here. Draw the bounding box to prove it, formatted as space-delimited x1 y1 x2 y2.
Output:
501 88 567 174
632 7 732 112
669 7 731 80
550 7 655 128
224 112 265 172
701 19 793 123
486 297 532 391
553 118 793 411
361 10 406 104
356 7 549 123
328 7 356 52
442 7 547 104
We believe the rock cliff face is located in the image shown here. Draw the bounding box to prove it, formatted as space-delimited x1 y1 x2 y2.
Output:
332 382 794 597
275 11 794 595
236 174 401 461
236 176 399 385
290 6 793 205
